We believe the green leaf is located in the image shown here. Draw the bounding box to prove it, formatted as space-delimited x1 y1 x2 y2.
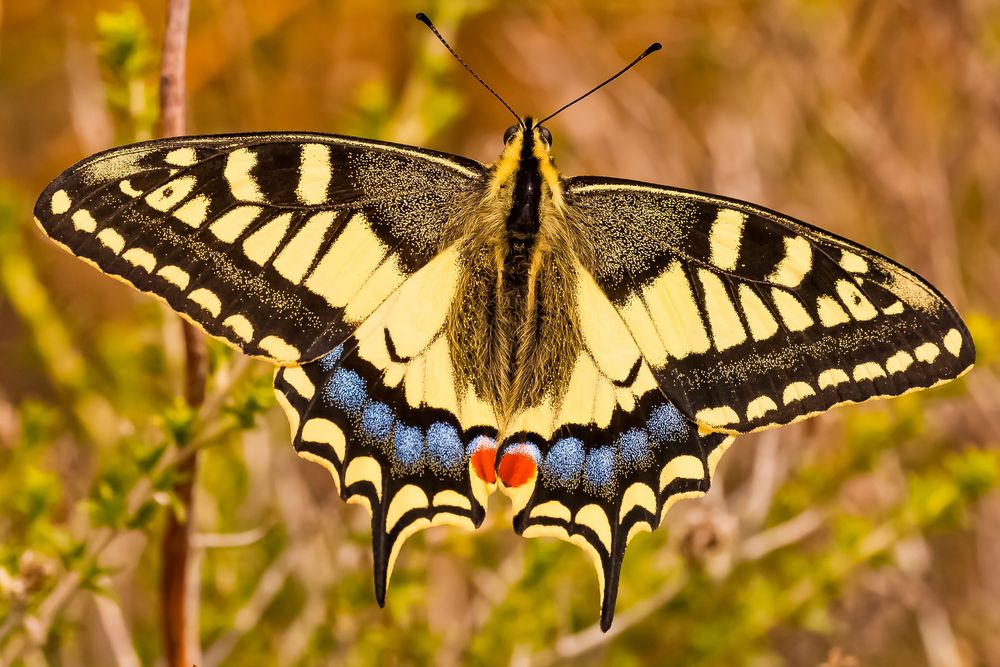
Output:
945 448 1000 500
126 499 160 530
162 399 196 446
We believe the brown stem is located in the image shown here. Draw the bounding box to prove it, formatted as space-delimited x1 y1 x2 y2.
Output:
156 2 204 667
159 0 189 140
160 454 197 667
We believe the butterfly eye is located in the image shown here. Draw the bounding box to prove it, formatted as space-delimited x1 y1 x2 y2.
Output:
503 125 518 144
538 126 553 146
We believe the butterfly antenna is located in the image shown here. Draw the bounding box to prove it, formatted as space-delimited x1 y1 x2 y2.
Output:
538 42 662 125
416 12 522 125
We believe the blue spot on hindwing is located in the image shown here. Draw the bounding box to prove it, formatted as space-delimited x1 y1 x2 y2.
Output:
544 437 585 486
585 446 615 487
427 422 463 471
647 403 687 443
393 424 424 467
318 344 344 372
323 368 366 415
618 428 649 466
361 402 393 443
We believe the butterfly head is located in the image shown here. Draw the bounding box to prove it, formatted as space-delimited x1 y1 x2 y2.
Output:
492 117 562 206
503 118 552 148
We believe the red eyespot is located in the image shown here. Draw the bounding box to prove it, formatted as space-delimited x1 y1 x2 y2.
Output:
498 449 538 488
470 438 497 484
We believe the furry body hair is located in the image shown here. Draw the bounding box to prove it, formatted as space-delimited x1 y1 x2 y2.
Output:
443 129 595 434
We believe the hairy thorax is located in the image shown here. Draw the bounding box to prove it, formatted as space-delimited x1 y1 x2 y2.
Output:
443 132 593 429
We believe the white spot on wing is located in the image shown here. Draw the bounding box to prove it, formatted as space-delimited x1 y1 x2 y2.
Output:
698 270 746 350
121 248 156 272
165 147 197 166
210 205 262 243
119 180 143 197
771 289 814 332
282 366 315 400
708 209 746 271
224 148 266 202
852 362 886 382
659 455 704 489
71 209 97 232
816 295 850 327
242 213 293 266
296 143 332 205
768 236 812 287
51 190 72 214
145 176 197 212
914 342 940 363
883 301 904 315
782 382 815 404
746 396 778 421
835 280 878 320
274 211 337 284
259 335 300 361
840 251 868 274
695 406 739 427
96 228 125 254
188 288 222 317
173 194 211 228
818 369 849 389
223 314 254 342
156 265 190 290
943 329 963 356
885 351 914 374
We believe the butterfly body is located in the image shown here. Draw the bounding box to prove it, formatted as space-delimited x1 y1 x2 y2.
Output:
35 118 974 630
446 118 588 428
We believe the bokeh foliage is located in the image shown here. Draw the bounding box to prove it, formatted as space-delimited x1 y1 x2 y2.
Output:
1 1 999 665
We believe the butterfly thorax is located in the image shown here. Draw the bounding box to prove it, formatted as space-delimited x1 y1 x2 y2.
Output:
445 122 591 429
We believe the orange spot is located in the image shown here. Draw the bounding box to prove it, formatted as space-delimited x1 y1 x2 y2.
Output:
498 451 537 488
471 445 497 484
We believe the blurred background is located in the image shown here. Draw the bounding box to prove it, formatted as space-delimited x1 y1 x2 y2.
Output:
2 1 1000 665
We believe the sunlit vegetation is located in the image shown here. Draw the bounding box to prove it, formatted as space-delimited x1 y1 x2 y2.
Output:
1 1 999 665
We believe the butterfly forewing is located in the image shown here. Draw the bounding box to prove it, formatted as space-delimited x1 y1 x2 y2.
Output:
34 133 485 363
565 176 975 433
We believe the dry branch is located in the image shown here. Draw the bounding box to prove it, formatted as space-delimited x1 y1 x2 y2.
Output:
156 2 205 665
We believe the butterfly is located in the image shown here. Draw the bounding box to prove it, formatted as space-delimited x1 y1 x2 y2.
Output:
33 14 974 631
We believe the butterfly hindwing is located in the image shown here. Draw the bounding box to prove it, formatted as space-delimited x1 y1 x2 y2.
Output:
489 261 733 628
34 133 485 363
274 246 499 602
497 392 731 630
566 176 975 433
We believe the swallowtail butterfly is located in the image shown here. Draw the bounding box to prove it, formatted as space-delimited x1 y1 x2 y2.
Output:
33 14 974 630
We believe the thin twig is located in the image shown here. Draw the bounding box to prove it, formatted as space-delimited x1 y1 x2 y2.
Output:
190 525 273 550
742 430 782 527
200 548 299 667
93 594 142 667
156 4 202 666
895 536 964 667
738 509 826 562
527 573 689 667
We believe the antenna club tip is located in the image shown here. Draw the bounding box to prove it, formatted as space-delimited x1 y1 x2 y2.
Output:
415 12 432 26
646 42 663 54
